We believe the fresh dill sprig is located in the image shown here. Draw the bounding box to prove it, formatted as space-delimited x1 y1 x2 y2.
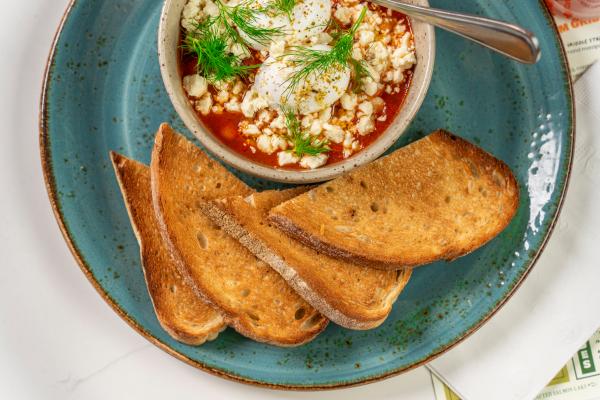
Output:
271 0 295 19
224 0 284 47
183 0 285 82
283 108 329 157
183 20 259 81
282 7 370 98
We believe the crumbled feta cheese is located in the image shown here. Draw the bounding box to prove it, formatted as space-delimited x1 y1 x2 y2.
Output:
257 133 288 154
215 90 230 104
357 115 375 135
224 97 241 113
391 46 416 70
300 153 328 169
395 23 406 34
334 6 353 25
241 89 268 118
183 75 208 98
352 46 363 60
232 80 245 95
203 0 219 17
371 97 385 113
363 78 379 96
340 93 358 110
181 0 202 31
309 120 323 136
277 151 299 166
242 123 261 136
358 30 375 46
269 113 286 130
392 69 405 83
257 109 273 124
367 41 389 73
358 101 373 116
195 93 213 115
272 135 288 150
323 123 344 144
319 107 332 122
343 132 354 148
211 104 223 114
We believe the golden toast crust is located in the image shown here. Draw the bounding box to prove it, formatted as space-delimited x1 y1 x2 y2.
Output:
110 152 225 345
269 130 520 269
202 189 412 329
150 124 327 346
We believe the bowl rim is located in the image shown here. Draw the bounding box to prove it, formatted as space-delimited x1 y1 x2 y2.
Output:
157 0 436 183
39 0 575 391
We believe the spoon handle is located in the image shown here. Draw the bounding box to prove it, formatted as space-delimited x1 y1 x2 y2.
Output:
370 0 541 64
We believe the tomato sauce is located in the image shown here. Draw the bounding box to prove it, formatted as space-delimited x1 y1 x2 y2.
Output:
179 11 414 170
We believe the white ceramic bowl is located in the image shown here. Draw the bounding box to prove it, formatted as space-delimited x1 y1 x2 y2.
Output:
158 0 435 183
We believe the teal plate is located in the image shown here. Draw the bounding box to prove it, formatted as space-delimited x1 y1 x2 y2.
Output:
40 0 574 390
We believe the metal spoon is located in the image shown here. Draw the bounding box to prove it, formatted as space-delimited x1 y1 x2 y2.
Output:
370 0 541 64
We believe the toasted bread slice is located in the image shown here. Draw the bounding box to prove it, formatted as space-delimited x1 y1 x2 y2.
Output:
110 152 225 345
269 130 519 269
202 189 412 329
150 124 327 346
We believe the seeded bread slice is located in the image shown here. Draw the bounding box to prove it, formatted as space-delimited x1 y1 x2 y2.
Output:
110 152 225 345
150 124 327 346
269 130 520 269
202 189 412 330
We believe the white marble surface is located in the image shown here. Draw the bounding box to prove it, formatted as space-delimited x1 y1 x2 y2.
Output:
0 2 436 399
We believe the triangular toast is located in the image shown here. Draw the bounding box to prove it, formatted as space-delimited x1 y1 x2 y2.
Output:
150 124 327 346
111 152 225 344
269 130 519 269
202 189 412 329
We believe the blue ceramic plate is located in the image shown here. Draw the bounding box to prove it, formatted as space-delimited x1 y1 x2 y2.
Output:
40 0 574 389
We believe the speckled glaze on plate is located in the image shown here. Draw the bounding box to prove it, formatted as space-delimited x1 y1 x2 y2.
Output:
40 0 574 390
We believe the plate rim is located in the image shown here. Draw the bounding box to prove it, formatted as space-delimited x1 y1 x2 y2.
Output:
38 0 576 390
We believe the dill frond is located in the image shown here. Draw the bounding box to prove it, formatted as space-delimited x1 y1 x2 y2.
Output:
282 7 370 98
226 0 285 47
271 0 296 19
183 0 285 82
283 108 329 156
183 20 259 82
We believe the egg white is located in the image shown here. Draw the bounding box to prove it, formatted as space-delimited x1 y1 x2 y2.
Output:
238 0 332 50
254 44 351 114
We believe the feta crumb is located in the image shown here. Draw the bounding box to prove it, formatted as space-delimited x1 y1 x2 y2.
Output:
357 115 375 135
183 75 208 98
269 113 286 130
334 6 353 25
242 123 261 136
215 90 230 104
277 151 299 166
319 107 332 122
256 134 275 154
358 30 375 46
363 78 379 96
224 97 241 113
232 80 245 95
241 89 268 118
323 123 344 144
340 93 358 110
358 101 374 116
195 93 213 115
352 47 363 60
300 153 328 169
309 120 323 136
